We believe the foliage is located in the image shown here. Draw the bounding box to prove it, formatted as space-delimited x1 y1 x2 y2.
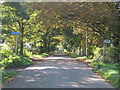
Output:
1 49 13 58
0 71 18 83
2 2 30 55
92 46 104 62
91 46 120 63
2 2 119 57
23 49 33 58
62 27 82 53
106 46 120 63
0 55 33 69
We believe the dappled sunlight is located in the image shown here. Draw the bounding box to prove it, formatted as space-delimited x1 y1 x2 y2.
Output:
25 66 59 70
44 55 74 60
60 82 80 88
45 57 73 60
26 79 36 82
87 77 105 81
24 66 91 71
3 55 115 88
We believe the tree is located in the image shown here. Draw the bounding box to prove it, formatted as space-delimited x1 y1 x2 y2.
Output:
2 2 30 55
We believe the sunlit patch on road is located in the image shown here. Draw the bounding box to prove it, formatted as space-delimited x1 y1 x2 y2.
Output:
3 55 115 88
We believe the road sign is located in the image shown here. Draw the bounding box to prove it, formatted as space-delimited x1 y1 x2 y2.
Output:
104 39 110 43
11 32 20 54
12 32 20 35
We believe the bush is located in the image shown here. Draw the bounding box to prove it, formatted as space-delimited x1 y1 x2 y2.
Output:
1 55 20 68
92 46 120 63
23 49 33 58
92 47 103 62
0 55 33 69
106 46 120 63
1 49 13 58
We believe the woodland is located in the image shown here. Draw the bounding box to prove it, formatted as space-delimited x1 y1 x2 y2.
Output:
0 2 120 88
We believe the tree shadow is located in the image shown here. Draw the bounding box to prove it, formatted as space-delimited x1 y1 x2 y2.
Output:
3 55 115 88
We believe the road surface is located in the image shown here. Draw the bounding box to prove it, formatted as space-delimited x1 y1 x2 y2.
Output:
3 54 115 88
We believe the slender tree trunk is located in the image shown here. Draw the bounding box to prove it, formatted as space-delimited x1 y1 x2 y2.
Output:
18 21 24 55
43 32 48 52
78 45 81 55
81 48 83 56
44 37 47 52
47 40 51 52
86 30 88 57
20 26 24 55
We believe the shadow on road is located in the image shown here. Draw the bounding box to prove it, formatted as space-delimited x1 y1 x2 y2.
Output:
3 54 115 88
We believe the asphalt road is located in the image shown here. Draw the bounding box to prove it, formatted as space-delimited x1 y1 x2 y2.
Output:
3 54 115 88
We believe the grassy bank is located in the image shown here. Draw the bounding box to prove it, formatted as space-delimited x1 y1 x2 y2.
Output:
68 53 119 88
0 56 33 69
90 62 119 88
0 71 18 84
32 53 49 58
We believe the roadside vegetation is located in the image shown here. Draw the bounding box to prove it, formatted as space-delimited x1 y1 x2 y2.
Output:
0 49 51 84
0 49 33 69
68 51 119 88
33 53 49 58
0 71 18 84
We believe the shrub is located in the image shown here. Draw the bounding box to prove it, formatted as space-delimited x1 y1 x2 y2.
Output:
1 49 13 58
1 55 20 68
18 56 33 66
92 46 120 63
0 55 33 69
106 46 120 63
92 47 103 62
23 49 33 58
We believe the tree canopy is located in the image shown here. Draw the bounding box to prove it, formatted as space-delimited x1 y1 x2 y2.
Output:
1 2 119 58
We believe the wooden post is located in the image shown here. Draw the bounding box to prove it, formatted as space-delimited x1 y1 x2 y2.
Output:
15 36 18 54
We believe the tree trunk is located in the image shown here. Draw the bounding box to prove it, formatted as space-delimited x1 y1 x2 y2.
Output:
78 45 81 55
43 35 47 52
20 27 24 55
86 31 88 57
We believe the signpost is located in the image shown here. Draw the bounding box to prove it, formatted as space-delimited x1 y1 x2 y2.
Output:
12 32 20 35
103 39 110 60
104 39 110 43
12 32 20 54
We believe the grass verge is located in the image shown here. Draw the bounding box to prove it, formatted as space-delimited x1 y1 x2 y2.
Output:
0 71 18 84
67 52 82 58
90 62 119 88
33 53 49 58
0 56 33 69
68 53 119 88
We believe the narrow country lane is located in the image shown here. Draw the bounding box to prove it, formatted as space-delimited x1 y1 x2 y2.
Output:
3 54 115 88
